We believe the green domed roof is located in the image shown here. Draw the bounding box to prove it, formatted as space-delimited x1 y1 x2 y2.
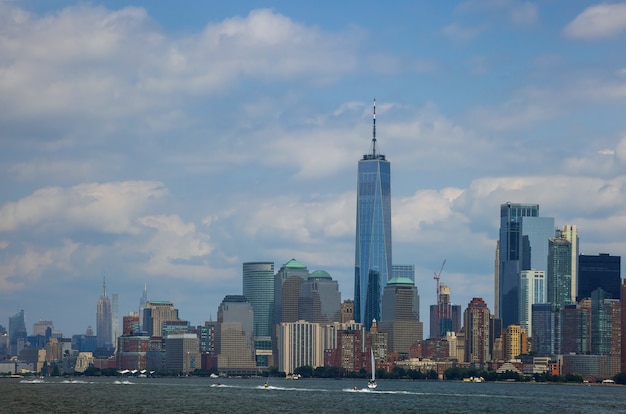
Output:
309 270 332 279
283 258 307 269
387 277 414 285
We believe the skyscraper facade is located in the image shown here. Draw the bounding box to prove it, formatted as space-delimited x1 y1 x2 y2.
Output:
379 277 423 353
9 309 26 356
242 262 275 338
429 283 461 339
274 258 309 324
96 279 112 348
559 225 579 303
142 301 178 338
498 202 539 328
519 270 546 336
547 237 572 311
216 295 256 374
578 254 621 300
355 100 392 329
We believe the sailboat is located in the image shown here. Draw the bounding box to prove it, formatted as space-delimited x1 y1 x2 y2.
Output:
367 349 377 389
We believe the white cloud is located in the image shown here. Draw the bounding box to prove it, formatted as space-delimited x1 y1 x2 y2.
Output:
564 3 626 39
0 181 167 233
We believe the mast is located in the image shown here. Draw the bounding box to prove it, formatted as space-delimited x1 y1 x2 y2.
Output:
372 98 377 158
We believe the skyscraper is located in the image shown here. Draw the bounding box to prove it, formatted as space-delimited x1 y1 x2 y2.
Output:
274 258 309 324
9 309 26 356
519 270 545 336
560 225 579 303
216 295 256 374
429 283 461 339
547 237 572 311
379 276 423 353
242 262 275 338
578 254 621 300
355 100 392 329
299 270 341 324
96 278 112 348
498 202 539 328
464 297 491 366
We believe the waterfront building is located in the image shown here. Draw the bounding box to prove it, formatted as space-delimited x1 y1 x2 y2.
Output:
379 277 422 354
116 333 149 370
215 295 256 374
299 270 342 324
122 314 140 336
463 297 491 366
519 270 546 336
578 254 621 300
355 100 392 329
531 303 555 356
502 324 527 361
591 289 621 358
498 202 539 328
165 333 200 374
142 301 179 338
96 278 113 349
559 304 590 355
243 261 274 337
277 320 324 375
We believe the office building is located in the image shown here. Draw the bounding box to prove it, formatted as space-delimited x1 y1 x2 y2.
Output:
215 295 256 374
559 225 579 303
392 264 415 282
274 259 309 324
591 289 621 358
519 270 546 336
498 202 539 328
341 300 355 323
276 320 324 375
299 270 342 324
379 277 422 354
142 301 179 338
165 333 200 374
547 238 572 310
502 324 527 361
9 310 26 356
520 216 555 273
242 262 275 337
578 254 621 300
355 100 392 329
96 278 112 348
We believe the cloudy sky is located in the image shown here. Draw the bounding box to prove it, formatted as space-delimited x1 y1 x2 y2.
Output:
2 0 626 337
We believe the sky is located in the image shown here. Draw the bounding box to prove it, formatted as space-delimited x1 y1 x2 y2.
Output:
2 0 626 338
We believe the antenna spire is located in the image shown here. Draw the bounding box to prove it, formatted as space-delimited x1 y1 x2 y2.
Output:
372 98 377 157
102 274 107 297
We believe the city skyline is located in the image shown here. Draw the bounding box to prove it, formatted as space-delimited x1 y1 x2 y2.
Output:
2 1 626 336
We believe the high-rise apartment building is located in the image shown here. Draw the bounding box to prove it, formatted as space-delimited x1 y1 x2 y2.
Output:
165 333 200 374
559 225 579 303
621 279 626 372
464 297 491 366
502 324 527 361
547 237 572 310
96 278 112 348
299 270 342 324
519 270 545 336
498 203 539 328
578 254 621 300
276 320 324 375
355 100 392 329
242 262 275 337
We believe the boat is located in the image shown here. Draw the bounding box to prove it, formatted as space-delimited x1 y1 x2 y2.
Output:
367 349 377 389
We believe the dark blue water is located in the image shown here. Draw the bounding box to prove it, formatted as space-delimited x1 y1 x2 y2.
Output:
2 377 625 413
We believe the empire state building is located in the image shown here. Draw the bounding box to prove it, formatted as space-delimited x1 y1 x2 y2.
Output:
354 99 392 329
96 277 113 348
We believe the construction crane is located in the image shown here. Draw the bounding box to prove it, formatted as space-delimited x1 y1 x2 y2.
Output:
434 259 446 304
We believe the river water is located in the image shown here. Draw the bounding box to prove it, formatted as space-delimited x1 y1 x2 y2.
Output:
2 376 625 413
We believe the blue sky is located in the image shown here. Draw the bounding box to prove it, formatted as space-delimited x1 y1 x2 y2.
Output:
2 0 626 337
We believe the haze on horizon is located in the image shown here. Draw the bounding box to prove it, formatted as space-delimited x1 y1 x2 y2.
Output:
2 0 626 337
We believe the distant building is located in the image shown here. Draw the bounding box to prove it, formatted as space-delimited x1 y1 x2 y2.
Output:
274 259 309 325
530 303 555 356
498 202 539 328
242 262 274 338
519 270 545 336
559 304 590 355
165 333 200 374
502 325 527 361
591 289 621 358
277 320 323 375
299 270 342 324
547 237 572 310
142 301 179 338
215 295 256 374
341 300 354 323
578 254 621 300
355 101 392 329
123 314 140 336
379 277 423 355
32 320 54 337
96 278 113 349
464 297 491 367
559 225 579 303
429 283 461 339
9 309 27 356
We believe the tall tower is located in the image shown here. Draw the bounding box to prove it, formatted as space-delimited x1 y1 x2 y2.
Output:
243 262 275 338
547 237 572 311
560 225 579 303
464 297 491 366
498 202 539 328
355 99 392 329
379 277 422 353
139 283 148 330
96 277 113 348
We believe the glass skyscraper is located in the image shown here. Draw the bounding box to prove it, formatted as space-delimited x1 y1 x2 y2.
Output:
242 262 275 337
498 202 539 328
354 100 392 329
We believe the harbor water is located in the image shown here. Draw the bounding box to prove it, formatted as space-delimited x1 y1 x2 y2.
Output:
2 376 625 413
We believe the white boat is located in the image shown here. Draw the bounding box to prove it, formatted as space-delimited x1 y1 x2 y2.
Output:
367 349 377 389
